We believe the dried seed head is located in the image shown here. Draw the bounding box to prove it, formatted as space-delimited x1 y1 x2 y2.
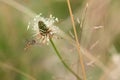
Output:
27 14 60 44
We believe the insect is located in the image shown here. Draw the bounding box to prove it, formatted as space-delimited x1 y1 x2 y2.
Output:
36 20 54 43
24 20 54 50
38 21 53 37
24 39 36 50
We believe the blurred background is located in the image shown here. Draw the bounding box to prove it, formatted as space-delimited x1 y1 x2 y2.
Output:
0 0 120 80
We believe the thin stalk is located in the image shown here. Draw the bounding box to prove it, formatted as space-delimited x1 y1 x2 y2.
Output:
79 3 88 42
0 62 36 80
50 39 82 80
77 3 88 76
66 0 87 80
0 0 36 18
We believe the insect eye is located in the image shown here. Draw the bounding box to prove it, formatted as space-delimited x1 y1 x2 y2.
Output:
38 21 43 28
38 21 43 25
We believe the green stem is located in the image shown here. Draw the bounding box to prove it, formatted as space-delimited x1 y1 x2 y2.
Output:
50 39 82 80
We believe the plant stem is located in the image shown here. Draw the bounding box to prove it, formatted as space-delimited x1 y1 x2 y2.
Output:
50 39 82 80
0 62 36 80
66 0 87 80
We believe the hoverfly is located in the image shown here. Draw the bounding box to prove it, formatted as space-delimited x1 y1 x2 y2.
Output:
24 20 53 50
38 21 53 37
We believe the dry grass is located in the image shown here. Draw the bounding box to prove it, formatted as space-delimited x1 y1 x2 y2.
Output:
0 0 120 80
66 0 86 80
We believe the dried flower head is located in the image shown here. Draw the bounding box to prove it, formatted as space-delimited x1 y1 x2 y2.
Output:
27 13 59 44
